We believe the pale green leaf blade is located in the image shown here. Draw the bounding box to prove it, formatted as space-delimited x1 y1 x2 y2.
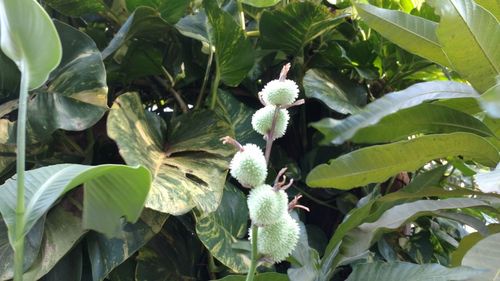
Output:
354 3 451 67
429 0 500 92
306 133 499 189
241 0 280 8
0 0 62 89
479 82 500 118
346 262 483 281
462 233 500 281
196 183 250 273
107 92 233 215
475 0 500 21
327 81 480 145
474 164 500 193
451 224 500 267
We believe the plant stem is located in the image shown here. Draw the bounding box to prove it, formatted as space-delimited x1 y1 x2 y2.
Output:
264 107 280 163
14 71 29 281
210 64 221 110
196 46 214 109
245 30 260 37
245 225 258 281
236 0 246 31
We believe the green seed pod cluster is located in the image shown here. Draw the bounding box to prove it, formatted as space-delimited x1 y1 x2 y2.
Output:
261 79 299 106
247 184 288 226
229 144 267 187
251 106 290 139
255 214 300 263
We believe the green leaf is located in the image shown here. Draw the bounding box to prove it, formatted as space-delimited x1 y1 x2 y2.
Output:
0 51 20 104
107 92 233 215
126 0 190 24
0 164 151 242
241 0 280 8
354 3 451 67
196 183 250 273
479 81 500 119
135 218 203 281
175 12 209 43
0 0 62 89
462 233 500 281
86 209 168 281
303 69 366 115
39 244 83 281
101 7 173 59
204 0 255 86
215 272 289 281
475 0 500 21
259 2 347 55
315 103 494 144
346 262 483 281
306 133 499 189
324 81 480 145
429 0 500 92
44 0 106 17
451 224 500 267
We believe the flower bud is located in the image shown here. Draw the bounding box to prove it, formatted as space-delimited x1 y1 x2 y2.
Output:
256 213 299 263
247 184 288 226
229 144 267 187
261 79 299 106
251 106 289 139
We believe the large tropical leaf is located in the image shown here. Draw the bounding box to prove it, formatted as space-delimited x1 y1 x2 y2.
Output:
125 0 190 24
44 0 106 17
346 262 483 281
204 0 255 86
241 0 280 8
306 132 498 189
323 81 480 144
0 0 62 89
215 273 289 281
312 103 494 144
259 2 347 55
107 92 233 215
0 164 151 242
354 3 451 67
462 233 500 281
451 224 500 267
429 0 500 92
303 69 366 115
475 0 500 21
196 183 250 273
479 81 500 118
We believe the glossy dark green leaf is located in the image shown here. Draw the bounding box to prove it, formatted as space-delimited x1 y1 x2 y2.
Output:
307 133 499 189
241 0 280 8
346 262 483 281
429 0 500 92
205 0 255 86
107 92 233 215
303 69 366 115
260 2 347 55
0 51 20 104
175 12 209 43
126 0 190 24
196 183 250 273
45 0 106 17
87 209 168 281
135 218 204 281
324 81 480 145
215 272 289 281
313 103 494 144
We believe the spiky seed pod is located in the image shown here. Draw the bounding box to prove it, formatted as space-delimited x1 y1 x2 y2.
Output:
229 144 267 187
251 106 290 139
247 184 288 226
261 79 299 106
256 213 300 263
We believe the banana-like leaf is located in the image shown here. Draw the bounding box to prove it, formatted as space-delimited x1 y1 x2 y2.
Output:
462 233 500 281
451 224 500 267
346 262 483 281
0 164 151 243
429 0 500 92
196 183 250 273
354 3 451 67
479 81 500 118
307 132 498 189
107 92 233 215
0 0 62 89
324 81 480 145
475 0 500 21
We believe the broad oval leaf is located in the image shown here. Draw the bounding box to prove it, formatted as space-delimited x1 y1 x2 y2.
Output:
326 81 480 145
354 3 451 67
313 103 494 144
0 164 151 242
304 69 366 115
306 132 499 189
107 92 233 215
259 2 348 55
429 0 500 92
346 262 483 281
196 183 250 273
0 0 62 89
462 233 500 281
